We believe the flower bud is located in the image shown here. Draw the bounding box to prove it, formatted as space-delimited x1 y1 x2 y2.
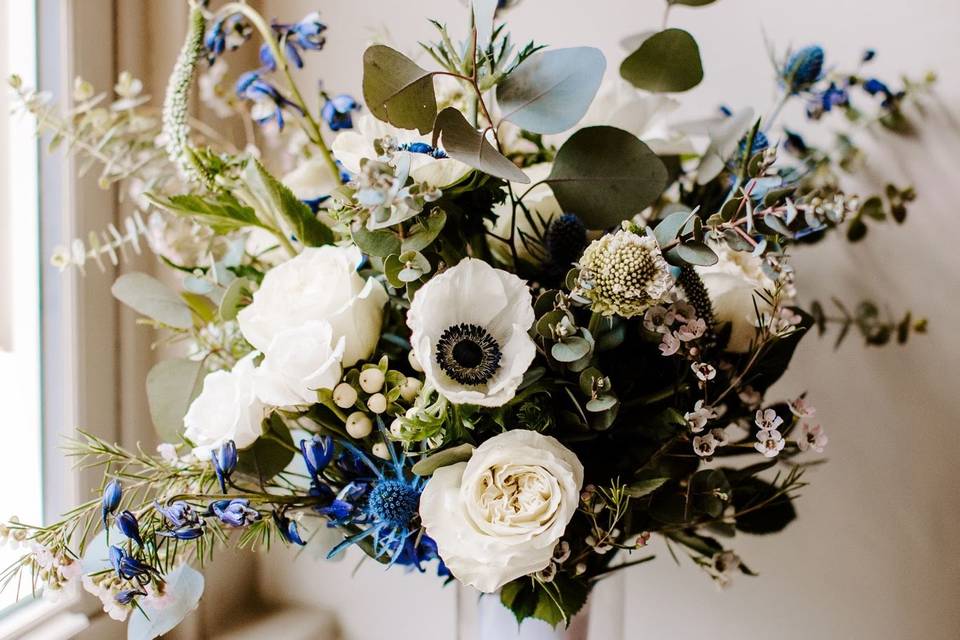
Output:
333 382 358 409
346 412 373 438
358 368 385 394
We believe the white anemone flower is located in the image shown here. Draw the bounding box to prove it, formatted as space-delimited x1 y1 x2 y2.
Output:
331 113 471 189
407 259 536 407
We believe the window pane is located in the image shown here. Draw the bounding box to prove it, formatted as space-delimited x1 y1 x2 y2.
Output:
0 0 42 614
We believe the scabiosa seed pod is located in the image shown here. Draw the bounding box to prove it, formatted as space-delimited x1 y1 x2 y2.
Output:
783 45 824 93
676 265 714 331
576 229 674 318
545 213 588 276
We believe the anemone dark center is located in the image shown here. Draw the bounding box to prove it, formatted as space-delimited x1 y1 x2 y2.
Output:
435 323 502 386
367 479 420 528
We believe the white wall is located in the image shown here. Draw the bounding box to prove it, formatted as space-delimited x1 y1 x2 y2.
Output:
257 1 960 638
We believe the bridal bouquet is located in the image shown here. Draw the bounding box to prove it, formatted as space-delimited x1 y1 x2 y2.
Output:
3 0 930 636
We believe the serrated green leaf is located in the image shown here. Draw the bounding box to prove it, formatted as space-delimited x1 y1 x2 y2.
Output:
546 126 668 229
620 29 703 93
432 107 529 182
497 47 606 134
362 45 437 133
145 192 264 235
243 159 333 247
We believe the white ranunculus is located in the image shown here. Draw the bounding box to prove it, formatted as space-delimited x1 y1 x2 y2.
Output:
253 321 345 407
487 162 562 264
407 258 535 407
543 79 694 156
184 353 266 458
331 113 471 188
237 245 388 366
697 244 775 353
419 429 584 592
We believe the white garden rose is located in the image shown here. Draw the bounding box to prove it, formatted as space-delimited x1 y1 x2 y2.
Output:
543 79 694 155
282 157 340 202
237 245 388 366
697 244 775 353
253 321 345 407
331 113 471 188
419 430 584 592
184 353 266 458
487 162 563 265
407 258 536 407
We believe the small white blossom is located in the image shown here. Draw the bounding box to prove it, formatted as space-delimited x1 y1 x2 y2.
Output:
692 362 716 381
693 433 718 457
797 423 828 453
659 332 680 356
710 427 730 447
754 429 785 458
684 400 718 433
789 396 816 417
755 408 784 432
676 317 707 342
643 305 675 333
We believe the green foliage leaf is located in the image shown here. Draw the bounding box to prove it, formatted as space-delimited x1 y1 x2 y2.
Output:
673 241 718 266
432 107 529 182
145 192 263 235
352 224 401 258
551 337 591 363
146 358 204 442
625 477 669 498
402 209 447 253
546 126 668 229
411 443 475 476
127 564 204 640
362 45 437 133
497 47 606 134
746 306 813 391
236 413 294 483
501 576 588 628
111 272 193 329
620 29 704 93
732 477 797 534
243 159 333 247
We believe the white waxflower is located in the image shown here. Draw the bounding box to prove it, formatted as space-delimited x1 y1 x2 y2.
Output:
755 408 784 432
407 258 536 407
696 243 776 353
253 321 345 407
576 229 673 318
184 353 266 458
754 429 785 458
419 429 584 593
331 113 470 188
237 245 388 366
684 400 718 433
693 433 718 457
543 79 695 155
797 423 828 453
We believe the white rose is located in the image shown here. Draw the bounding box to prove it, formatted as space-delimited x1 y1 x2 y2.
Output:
488 163 563 264
253 321 345 407
184 353 266 458
282 157 341 202
419 430 584 592
237 245 388 366
697 244 775 353
543 79 694 156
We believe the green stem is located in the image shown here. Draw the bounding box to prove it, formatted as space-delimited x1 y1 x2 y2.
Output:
219 3 340 183
589 554 655 580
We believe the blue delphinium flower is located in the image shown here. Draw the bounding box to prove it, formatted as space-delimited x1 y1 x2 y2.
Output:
206 498 261 527
236 71 303 129
862 48 877 63
398 142 448 159
738 130 770 157
272 511 306 546
101 479 122 526
863 78 889 96
321 94 359 131
116 510 143 547
783 129 809 156
155 501 205 540
204 14 252 63
783 45 824 94
322 436 430 567
109 546 155 584
259 12 327 70
211 440 238 494
300 435 335 481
